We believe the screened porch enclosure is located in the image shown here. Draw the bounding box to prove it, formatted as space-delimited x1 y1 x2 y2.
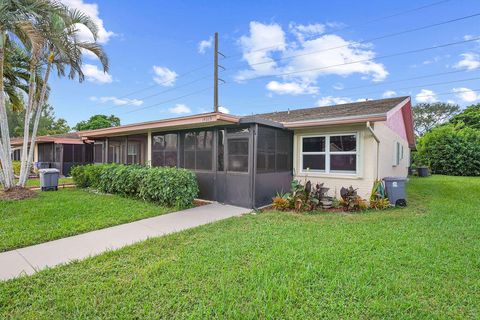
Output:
149 125 292 207
37 142 93 176
95 124 293 208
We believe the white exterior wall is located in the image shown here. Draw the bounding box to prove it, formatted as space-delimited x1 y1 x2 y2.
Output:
293 123 378 200
375 121 410 178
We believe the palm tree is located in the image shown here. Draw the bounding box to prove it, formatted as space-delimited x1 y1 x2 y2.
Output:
17 5 109 186
0 0 59 188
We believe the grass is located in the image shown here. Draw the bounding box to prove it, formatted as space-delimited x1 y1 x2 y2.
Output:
24 177 74 187
1 175 479 319
0 188 173 252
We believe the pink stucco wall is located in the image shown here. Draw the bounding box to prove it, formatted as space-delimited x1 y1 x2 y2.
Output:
386 108 407 141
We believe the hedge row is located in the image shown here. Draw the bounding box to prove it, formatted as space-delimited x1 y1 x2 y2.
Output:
71 164 199 208
415 124 480 176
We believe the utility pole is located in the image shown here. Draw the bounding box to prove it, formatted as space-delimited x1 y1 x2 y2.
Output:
213 32 225 112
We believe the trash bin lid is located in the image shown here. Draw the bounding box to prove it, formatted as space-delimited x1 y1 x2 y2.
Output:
39 168 60 173
383 176 407 182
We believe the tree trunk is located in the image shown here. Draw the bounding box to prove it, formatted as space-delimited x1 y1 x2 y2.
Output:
0 29 14 189
18 51 38 185
19 59 52 187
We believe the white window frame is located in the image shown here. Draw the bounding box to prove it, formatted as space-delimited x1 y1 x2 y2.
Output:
300 132 359 176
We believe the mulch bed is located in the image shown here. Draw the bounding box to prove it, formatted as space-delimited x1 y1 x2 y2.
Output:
0 187 37 201
193 199 211 207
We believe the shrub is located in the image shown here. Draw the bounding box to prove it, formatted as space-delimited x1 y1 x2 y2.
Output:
272 194 291 211
139 167 198 208
340 186 367 212
415 124 480 176
12 161 21 176
72 164 199 208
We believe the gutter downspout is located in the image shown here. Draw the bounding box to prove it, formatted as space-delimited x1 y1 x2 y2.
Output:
366 121 380 180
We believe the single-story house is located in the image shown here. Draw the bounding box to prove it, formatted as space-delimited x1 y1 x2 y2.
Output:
10 132 93 176
80 96 415 208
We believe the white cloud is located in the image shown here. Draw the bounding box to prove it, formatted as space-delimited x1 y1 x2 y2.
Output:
454 53 480 70
90 96 143 106
289 22 325 42
317 96 353 106
198 37 213 54
236 22 388 87
82 64 112 84
266 80 318 95
60 0 115 44
415 89 438 103
382 90 397 98
236 21 286 81
218 106 230 114
169 104 191 114
453 87 480 102
152 66 178 86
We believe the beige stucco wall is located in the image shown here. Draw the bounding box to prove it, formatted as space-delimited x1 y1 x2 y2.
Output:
374 121 410 178
293 123 378 200
292 121 410 200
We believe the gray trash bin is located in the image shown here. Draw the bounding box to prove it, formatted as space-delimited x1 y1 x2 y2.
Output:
39 168 60 191
383 176 407 207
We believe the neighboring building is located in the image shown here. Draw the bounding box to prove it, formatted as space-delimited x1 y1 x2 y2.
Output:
10 132 93 176
80 96 415 208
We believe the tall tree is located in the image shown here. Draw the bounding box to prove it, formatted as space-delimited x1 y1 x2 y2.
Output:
18 4 109 186
73 114 120 131
412 102 460 137
448 103 480 130
7 103 70 137
0 0 108 188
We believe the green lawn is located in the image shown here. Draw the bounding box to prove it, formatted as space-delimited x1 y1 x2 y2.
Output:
1 176 479 319
0 189 173 252
24 177 73 187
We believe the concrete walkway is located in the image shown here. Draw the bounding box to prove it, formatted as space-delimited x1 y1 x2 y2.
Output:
0 203 248 281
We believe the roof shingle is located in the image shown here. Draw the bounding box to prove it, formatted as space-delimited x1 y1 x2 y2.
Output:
254 96 409 123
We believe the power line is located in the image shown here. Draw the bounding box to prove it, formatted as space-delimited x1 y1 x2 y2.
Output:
337 69 475 92
121 85 218 115
245 13 480 68
223 0 453 59
100 74 213 112
228 37 480 81
229 87 480 113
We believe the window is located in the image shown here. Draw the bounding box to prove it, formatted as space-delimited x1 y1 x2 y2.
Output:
228 138 248 172
393 141 404 166
301 137 326 171
152 133 178 167
301 134 357 174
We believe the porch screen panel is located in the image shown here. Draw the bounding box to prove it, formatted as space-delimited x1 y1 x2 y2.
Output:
126 135 147 165
62 144 74 163
152 133 178 167
181 130 213 171
257 126 292 173
38 143 54 162
73 145 83 163
94 143 103 163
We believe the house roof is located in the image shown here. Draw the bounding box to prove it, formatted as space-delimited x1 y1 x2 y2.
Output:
254 96 409 124
10 132 85 146
81 112 240 138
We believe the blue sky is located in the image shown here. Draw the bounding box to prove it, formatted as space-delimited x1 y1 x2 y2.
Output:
50 0 480 126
